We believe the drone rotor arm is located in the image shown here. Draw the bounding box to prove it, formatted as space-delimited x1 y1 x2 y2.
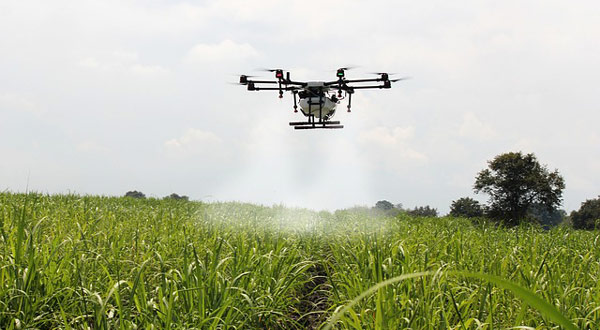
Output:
246 77 307 87
342 78 385 84
324 77 387 87
250 87 300 91
244 79 279 84
283 80 308 87
324 80 345 86
346 84 392 89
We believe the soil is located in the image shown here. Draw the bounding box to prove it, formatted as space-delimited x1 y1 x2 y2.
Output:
291 262 331 329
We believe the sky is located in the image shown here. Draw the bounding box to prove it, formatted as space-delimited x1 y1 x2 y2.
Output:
1 0 599 213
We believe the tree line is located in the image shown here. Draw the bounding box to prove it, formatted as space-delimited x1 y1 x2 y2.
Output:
124 191 189 201
123 151 599 230
374 151 600 230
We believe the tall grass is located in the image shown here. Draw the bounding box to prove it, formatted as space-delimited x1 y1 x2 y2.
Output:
322 214 599 328
0 192 598 329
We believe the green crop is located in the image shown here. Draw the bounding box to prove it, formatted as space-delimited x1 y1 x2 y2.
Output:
0 192 598 329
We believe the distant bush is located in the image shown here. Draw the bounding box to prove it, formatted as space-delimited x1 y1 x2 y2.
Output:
335 206 373 218
570 196 600 230
125 191 146 199
374 200 394 211
449 197 484 218
407 206 438 217
164 193 189 201
527 203 566 228
372 200 404 217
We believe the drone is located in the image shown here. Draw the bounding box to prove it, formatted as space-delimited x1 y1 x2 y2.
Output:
238 68 406 129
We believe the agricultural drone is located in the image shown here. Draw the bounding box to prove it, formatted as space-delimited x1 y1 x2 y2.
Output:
237 68 406 129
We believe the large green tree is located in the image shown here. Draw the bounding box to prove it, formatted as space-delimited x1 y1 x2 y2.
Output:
474 152 565 226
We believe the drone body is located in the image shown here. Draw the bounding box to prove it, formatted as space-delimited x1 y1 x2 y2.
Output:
297 82 337 120
238 68 404 129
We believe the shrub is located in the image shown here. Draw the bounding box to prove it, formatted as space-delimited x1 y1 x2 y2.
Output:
407 206 438 217
449 197 484 218
527 203 566 228
570 196 600 230
374 200 394 211
125 190 146 199
164 193 189 201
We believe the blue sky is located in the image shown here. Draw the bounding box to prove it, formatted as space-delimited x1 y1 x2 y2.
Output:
1 0 599 213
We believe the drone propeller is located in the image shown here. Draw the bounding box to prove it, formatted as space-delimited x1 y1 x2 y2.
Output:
369 72 397 76
389 77 411 82
229 81 260 85
257 68 287 79
335 66 358 78
257 68 286 72
366 72 410 82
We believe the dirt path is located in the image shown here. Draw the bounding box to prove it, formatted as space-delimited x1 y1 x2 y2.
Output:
293 262 332 329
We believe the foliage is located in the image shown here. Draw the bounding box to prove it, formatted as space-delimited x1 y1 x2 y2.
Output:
0 192 598 329
407 205 438 217
124 190 146 199
570 196 600 230
372 200 404 217
527 203 566 228
449 197 484 218
164 193 189 201
325 271 578 330
374 200 394 211
474 151 565 226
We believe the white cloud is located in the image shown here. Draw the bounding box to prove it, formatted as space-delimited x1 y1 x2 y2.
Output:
78 51 169 75
207 0 280 21
76 140 110 154
2 0 600 212
130 64 170 75
78 57 104 70
164 128 224 156
458 112 497 140
512 137 539 152
184 39 259 63
359 126 415 146
111 50 138 63
0 93 43 115
358 126 427 162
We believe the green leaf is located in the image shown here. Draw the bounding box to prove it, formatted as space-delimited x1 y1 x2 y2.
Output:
323 271 577 330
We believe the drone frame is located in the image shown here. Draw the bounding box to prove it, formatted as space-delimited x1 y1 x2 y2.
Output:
239 68 402 129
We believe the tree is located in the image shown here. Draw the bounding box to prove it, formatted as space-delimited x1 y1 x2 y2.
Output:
374 200 394 211
125 190 146 199
527 203 566 228
164 193 189 201
570 196 600 230
407 206 438 217
449 197 484 218
474 152 565 226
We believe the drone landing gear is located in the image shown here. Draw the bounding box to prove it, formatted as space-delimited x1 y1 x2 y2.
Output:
290 122 344 129
289 116 343 129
